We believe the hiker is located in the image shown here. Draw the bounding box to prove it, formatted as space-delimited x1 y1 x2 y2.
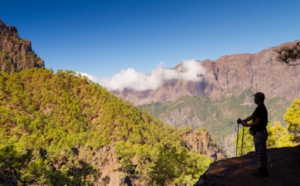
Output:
237 92 269 177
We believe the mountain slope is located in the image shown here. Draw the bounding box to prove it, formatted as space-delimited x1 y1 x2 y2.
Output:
139 89 290 156
0 68 221 185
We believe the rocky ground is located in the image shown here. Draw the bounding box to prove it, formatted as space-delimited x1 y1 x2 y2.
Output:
194 145 300 186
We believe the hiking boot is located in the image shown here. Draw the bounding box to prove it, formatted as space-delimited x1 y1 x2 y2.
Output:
251 168 269 177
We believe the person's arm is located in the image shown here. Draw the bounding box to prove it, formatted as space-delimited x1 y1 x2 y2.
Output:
243 115 253 122
237 115 253 124
243 106 264 127
244 118 261 127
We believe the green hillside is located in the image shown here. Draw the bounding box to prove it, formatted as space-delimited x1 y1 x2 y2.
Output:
139 89 290 155
0 68 212 185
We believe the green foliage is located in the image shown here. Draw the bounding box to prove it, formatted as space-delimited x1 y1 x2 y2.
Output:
0 69 211 185
268 121 295 148
0 145 34 185
0 145 97 185
150 145 211 185
284 94 300 143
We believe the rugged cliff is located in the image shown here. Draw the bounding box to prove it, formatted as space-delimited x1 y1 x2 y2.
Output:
115 40 300 105
182 129 226 161
0 19 44 73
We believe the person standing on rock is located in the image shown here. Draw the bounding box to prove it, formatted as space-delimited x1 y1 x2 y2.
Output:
237 92 269 177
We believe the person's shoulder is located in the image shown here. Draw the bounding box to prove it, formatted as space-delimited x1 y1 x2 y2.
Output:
256 104 266 112
259 104 266 108
260 104 268 113
256 104 263 109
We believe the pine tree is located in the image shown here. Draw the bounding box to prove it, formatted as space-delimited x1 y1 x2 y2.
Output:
268 121 295 148
275 42 300 66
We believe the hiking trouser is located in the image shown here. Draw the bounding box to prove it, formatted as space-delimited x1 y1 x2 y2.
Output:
254 130 268 157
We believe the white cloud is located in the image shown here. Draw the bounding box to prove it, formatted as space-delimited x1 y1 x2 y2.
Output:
77 72 99 82
79 60 206 91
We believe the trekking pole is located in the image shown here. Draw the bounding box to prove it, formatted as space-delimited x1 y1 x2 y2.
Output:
240 126 245 169
236 123 240 157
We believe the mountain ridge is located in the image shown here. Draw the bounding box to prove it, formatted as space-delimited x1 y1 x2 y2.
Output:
114 40 300 105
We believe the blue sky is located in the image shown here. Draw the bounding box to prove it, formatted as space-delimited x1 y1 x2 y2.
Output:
1 0 300 81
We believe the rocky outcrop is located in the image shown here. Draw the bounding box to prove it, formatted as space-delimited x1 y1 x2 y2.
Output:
71 145 135 186
115 40 300 105
194 145 300 186
89 131 227 185
182 129 226 160
0 19 44 73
